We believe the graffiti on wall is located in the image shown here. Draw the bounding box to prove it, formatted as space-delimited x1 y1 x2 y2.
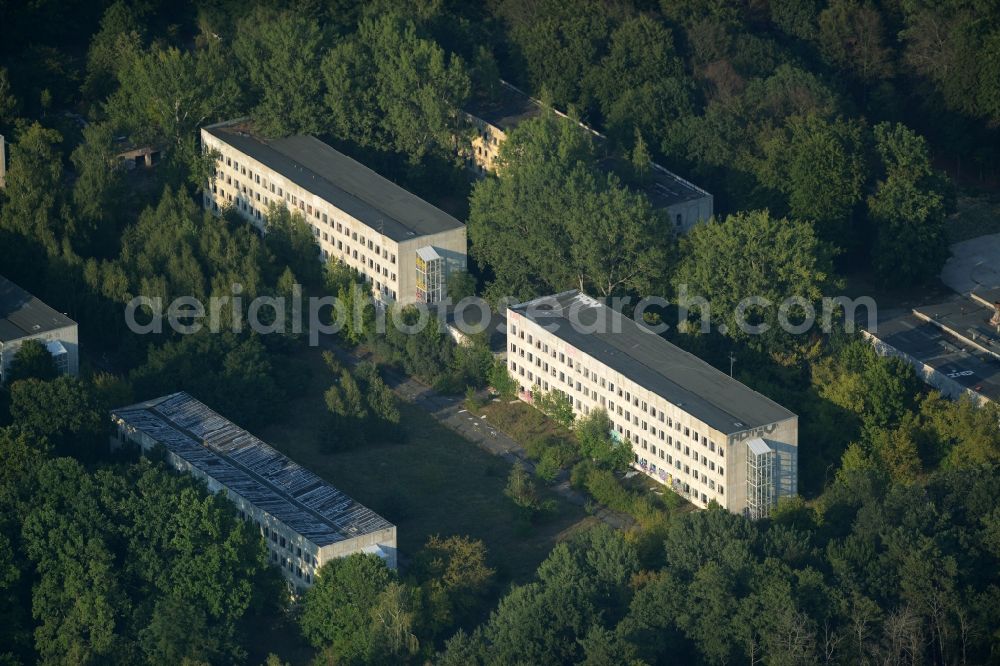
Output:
727 423 778 446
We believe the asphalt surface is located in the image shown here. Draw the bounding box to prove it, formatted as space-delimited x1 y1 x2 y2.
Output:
317 334 635 531
872 305 1000 404
941 232 1000 294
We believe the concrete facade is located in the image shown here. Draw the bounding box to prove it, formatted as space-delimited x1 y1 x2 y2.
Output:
111 392 397 593
0 276 79 383
507 292 798 517
201 121 467 306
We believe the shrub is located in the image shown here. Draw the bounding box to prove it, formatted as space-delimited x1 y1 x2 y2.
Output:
488 358 518 399
524 435 556 460
570 460 593 491
534 449 562 483
584 467 634 513
464 386 484 412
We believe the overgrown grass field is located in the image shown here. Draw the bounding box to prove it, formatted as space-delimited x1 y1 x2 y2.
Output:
259 346 594 585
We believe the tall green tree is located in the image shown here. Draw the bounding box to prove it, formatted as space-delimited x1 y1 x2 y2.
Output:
469 114 669 300
759 114 866 245
108 38 240 185
496 0 613 111
675 210 835 355
445 270 476 301
70 121 127 254
867 122 950 286
413 534 495 632
0 123 68 253
587 15 692 147
900 1 1000 125
4 339 58 384
505 461 539 511
9 376 106 460
82 0 145 102
233 9 326 137
263 203 322 289
576 408 631 471
22 459 126 663
322 13 471 162
300 554 396 662
0 67 18 128
817 0 894 85
118 186 271 306
130 331 284 430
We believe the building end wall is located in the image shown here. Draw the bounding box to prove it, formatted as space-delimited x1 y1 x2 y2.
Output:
0 324 80 382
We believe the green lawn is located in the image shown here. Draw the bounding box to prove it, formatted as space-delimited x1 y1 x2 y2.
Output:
258 346 593 585
478 399 577 452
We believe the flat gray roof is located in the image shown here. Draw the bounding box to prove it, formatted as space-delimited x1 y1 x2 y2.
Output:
440 301 508 353
465 85 542 133
204 123 464 242
913 298 1000 361
0 275 76 343
112 392 393 547
509 291 796 434
869 303 1000 404
599 157 709 208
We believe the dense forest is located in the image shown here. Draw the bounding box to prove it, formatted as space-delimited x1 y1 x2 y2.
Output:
1 0 999 664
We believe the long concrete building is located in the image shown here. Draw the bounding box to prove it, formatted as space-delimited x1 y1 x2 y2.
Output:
201 120 467 305
0 275 78 382
462 81 714 233
507 291 798 518
111 392 397 592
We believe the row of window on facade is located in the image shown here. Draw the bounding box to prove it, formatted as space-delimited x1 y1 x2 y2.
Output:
509 358 725 486
215 155 399 264
509 329 723 455
635 454 716 506
271 550 310 583
239 508 316 584
211 153 402 299
514 324 707 422
510 352 722 454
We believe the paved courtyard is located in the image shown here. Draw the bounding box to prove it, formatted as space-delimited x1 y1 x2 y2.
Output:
941 232 1000 294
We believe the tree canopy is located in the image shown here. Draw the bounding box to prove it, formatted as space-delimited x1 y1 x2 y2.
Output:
233 9 326 138
322 13 471 163
675 210 836 355
4 339 58 385
469 113 671 301
867 122 950 286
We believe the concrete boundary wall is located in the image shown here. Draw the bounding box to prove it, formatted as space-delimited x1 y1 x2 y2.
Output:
862 329 993 407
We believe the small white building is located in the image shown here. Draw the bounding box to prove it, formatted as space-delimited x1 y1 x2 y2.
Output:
0 275 79 382
111 392 397 592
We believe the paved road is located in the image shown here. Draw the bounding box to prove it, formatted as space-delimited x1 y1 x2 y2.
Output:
317 335 635 531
